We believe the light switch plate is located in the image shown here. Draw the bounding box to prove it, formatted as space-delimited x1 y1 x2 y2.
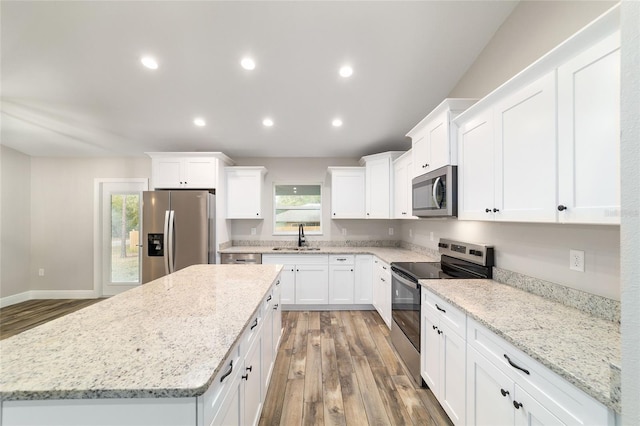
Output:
570 249 585 272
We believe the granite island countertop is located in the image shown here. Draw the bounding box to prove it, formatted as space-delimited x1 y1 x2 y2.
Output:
420 278 621 413
219 245 437 264
0 264 282 401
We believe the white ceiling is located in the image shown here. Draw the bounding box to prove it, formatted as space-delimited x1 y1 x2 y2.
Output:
0 1 518 159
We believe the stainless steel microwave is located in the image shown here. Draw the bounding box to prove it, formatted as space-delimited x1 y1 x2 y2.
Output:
412 165 457 217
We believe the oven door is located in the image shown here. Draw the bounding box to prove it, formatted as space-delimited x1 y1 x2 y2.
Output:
412 165 457 217
391 270 421 352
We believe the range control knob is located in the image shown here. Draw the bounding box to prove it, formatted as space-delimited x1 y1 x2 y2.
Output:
438 243 448 249
469 249 483 257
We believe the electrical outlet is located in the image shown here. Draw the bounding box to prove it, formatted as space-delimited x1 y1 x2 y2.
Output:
342 228 347 236
430 232 434 242
569 249 585 272
251 227 256 235
389 227 394 236
38 268 45 276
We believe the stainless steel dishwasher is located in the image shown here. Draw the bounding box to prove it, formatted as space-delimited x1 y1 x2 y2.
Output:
220 253 262 264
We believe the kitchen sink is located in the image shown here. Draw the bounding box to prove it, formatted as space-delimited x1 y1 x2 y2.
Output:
271 247 321 251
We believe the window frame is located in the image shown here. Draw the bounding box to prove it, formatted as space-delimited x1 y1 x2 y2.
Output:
272 182 323 236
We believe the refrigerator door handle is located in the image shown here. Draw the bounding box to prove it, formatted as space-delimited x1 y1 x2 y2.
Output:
168 210 176 274
163 210 171 276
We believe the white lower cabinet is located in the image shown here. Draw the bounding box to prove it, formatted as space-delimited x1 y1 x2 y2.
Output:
372 257 391 328
328 255 355 304
354 255 373 303
262 255 329 305
243 332 263 426
421 290 466 425
466 317 612 426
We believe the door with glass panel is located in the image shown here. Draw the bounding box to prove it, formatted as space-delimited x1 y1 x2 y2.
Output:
101 182 146 296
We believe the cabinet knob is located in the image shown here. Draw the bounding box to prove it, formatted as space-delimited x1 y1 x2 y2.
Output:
432 325 438 330
557 205 567 211
493 208 500 213
485 208 491 213
437 330 443 335
333 212 336 216
256 212 259 216
513 401 523 409
366 213 370 216
500 388 509 397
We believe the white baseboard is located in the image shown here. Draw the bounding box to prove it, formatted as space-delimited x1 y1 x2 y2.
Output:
1 290 99 308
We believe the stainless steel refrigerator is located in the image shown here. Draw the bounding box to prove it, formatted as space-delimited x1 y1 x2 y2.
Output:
142 190 215 283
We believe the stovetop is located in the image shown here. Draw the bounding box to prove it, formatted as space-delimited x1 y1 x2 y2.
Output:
390 262 452 280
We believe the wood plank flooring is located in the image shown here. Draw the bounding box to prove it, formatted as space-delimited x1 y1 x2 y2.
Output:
260 311 453 426
0 299 104 340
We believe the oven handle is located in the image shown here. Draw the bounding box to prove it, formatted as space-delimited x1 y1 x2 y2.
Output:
391 270 420 290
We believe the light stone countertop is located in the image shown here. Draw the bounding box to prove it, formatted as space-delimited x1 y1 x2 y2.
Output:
420 278 621 413
0 264 282 401
219 245 437 264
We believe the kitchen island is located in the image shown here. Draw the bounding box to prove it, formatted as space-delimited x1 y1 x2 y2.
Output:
0 264 283 425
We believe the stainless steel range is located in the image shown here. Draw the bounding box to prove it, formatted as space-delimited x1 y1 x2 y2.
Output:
390 239 494 386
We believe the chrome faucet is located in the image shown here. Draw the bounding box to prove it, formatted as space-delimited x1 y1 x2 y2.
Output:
298 224 306 247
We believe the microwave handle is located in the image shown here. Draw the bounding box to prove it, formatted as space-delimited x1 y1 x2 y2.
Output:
432 176 442 209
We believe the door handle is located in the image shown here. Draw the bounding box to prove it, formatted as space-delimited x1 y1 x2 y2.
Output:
168 210 176 273
163 211 171 276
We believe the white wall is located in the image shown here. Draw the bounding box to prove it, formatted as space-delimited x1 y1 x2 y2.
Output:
449 0 617 99
1 146 32 299
30 157 150 292
229 157 399 243
620 0 640 423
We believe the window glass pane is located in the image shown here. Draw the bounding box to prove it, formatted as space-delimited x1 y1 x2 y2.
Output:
274 184 322 234
110 194 140 282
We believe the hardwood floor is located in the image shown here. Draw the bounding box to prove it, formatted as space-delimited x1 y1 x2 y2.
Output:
0 299 104 340
260 311 453 426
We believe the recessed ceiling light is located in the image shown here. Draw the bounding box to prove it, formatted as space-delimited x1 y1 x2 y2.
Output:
140 56 158 70
332 118 343 127
193 117 206 127
241 57 256 70
262 118 274 127
339 65 353 78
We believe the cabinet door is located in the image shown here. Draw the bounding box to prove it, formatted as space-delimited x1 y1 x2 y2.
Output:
295 264 329 304
279 265 296 304
440 321 467 425
457 108 495 221
211 369 243 426
558 31 620 224
514 386 565 426
379 263 392 328
226 169 263 219
494 72 557 222
272 282 283 350
394 158 408 218
331 169 366 218
261 302 274 393
365 157 391 218
466 346 514 426
412 130 429 178
354 255 373 303
183 158 217 189
153 158 183 189
329 264 355 304
244 336 263 426
427 110 450 171
421 301 440 391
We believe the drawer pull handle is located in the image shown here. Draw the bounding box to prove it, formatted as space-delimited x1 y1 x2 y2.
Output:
513 401 523 409
274 304 279 310
337 258 347 261
251 318 258 330
220 360 233 382
242 374 249 381
435 304 446 313
500 388 509 397
276 280 281 286
382 266 387 270
246 365 252 372
504 354 530 375
267 295 272 302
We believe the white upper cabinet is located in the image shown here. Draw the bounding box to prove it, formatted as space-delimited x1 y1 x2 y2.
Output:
328 167 366 219
225 167 267 219
455 5 620 225
557 31 621 224
148 153 229 189
407 99 477 179
393 151 416 219
361 151 403 219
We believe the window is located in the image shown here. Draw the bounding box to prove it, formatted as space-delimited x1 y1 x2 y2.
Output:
274 184 322 235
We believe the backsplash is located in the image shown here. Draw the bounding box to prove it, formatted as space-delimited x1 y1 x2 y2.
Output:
400 241 441 260
492 267 620 323
231 239 402 248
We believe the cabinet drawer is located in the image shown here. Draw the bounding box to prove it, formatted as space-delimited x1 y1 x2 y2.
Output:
201 343 241 424
422 290 465 338
467 317 610 425
244 310 263 347
329 254 355 265
262 254 328 265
